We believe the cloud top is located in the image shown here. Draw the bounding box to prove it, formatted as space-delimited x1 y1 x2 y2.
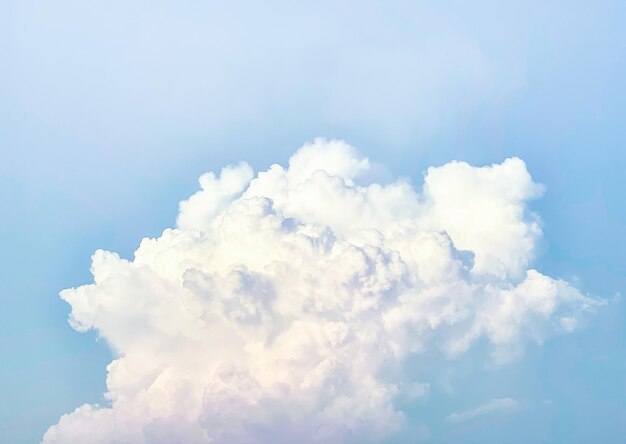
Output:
44 139 599 443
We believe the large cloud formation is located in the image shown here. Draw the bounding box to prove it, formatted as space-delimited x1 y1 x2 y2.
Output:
44 139 600 443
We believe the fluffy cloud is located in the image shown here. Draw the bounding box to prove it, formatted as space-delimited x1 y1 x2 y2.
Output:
43 139 600 443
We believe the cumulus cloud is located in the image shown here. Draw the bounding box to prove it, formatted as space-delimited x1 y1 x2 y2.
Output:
44 139 601 443
445 398 520 424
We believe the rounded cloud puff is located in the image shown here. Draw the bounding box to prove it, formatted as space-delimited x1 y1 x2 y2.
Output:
43 139 600 443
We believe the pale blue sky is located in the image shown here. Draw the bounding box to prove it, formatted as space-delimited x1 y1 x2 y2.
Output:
1 1 625 442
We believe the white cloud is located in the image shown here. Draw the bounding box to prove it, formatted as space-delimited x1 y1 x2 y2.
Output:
43 139 601 443
445 397 520 424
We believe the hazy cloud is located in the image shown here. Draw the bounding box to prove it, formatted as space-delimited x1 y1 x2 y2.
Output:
446 397 520 423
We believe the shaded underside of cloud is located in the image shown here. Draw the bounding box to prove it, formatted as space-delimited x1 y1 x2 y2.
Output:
43 139 600 443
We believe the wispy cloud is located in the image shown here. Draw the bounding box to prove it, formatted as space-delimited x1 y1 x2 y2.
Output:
446 398 520 424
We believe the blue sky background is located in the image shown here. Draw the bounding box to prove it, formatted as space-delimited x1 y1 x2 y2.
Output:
1 1 625 442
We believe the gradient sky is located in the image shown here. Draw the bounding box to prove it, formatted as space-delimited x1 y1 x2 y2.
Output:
1 1 626 443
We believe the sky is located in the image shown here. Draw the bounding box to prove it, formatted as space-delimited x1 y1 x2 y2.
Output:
1 1 625 443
